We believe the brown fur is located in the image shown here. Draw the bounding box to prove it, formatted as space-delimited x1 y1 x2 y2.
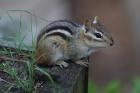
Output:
35 35 68 66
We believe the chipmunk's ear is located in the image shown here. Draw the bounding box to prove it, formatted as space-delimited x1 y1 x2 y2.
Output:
92 16 99 24
84 19 91 29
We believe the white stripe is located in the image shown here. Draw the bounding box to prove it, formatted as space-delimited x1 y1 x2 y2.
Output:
42 29 72 38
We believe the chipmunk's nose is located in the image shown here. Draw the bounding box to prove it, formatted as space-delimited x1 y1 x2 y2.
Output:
110 38 114 46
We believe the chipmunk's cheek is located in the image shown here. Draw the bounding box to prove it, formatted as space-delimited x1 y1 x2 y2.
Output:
101 43 108 47
98 42 109 48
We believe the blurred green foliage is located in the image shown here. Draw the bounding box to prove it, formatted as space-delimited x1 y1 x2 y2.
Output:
103 80 121 93
88 80 121 93
132 76 140 93
88 77 140 93
88 81 96 93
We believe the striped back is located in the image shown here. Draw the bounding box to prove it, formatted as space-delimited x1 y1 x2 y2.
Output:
36 20 81 46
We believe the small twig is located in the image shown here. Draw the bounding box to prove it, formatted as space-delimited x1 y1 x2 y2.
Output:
0 77 13 85
5 84 14 93
0 55 28 63
34 82 43 93
18 53 31 58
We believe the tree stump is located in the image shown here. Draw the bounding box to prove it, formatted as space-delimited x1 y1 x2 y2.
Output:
0 45 88 93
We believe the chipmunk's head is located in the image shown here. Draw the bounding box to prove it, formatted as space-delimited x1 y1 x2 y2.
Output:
81 16 114 48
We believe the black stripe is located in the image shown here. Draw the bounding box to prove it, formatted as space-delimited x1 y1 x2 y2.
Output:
58 20 79 27
46 32 70 41
37 20 78 45
47 26 73 35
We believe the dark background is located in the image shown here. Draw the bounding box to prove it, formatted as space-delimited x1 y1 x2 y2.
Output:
70 0 135 85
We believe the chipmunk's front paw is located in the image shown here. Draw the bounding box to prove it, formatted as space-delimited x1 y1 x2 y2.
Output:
56 61 69 68
76 60 89 67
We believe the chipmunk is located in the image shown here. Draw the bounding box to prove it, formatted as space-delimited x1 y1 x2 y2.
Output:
35 16 114 68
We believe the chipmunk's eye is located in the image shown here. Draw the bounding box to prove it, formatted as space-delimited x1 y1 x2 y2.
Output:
94 33 102 38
